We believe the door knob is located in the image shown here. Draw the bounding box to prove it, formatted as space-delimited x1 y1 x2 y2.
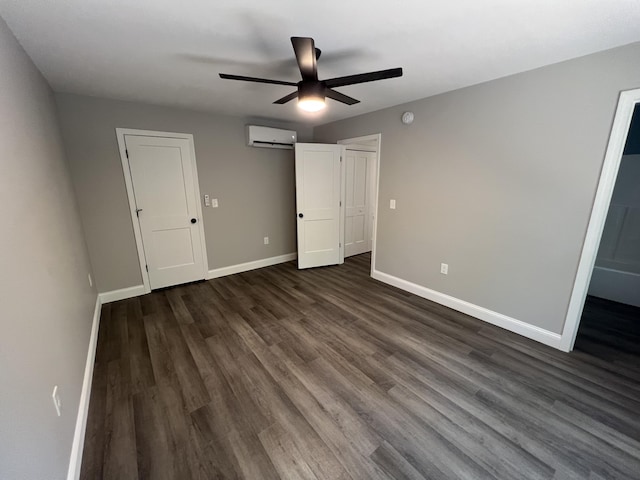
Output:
191 218 197 224
298 213 304 218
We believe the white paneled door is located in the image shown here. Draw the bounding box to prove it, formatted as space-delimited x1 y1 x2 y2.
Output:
125 135 206 289
295 143 343 269
344 149 376 257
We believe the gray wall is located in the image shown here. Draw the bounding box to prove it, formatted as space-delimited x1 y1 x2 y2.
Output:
0 17 96 480
56 94 313 293
315 42 640 335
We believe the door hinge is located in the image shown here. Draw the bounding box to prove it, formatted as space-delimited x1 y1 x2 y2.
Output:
340 156 343 162
126 149 129 159
145 264 148 272
340 201 342 207
339 243 342 248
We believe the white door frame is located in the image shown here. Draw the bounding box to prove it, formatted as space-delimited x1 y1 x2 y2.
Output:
338 133 381 277
115 128 208 294
560 88 640 352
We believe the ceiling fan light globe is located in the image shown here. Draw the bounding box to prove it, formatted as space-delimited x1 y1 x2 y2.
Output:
298 97 326 112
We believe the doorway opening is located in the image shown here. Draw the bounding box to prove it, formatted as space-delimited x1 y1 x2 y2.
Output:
574 103 640 355
292 134 381 274
561 89 640 351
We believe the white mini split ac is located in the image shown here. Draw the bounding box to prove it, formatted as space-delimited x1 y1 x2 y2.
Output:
246 125 297 149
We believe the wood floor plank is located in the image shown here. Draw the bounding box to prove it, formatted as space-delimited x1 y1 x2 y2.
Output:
205 333 275 435
165 288 195 325
388 383 553 480
162 325 210 413
227 428 281 480
234 350 353 480
370 440 429 480
261 344 391 480
132 385 190 480
81 254 640 479
126 299 155 395
259 423 321 480
309 356 495 480
102 359 137 480
385 350 592 478
369 352 557 478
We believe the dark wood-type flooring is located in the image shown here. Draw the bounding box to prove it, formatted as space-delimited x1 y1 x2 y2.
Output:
81 254 640 479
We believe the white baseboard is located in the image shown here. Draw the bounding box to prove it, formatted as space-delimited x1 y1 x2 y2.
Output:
207 252 297 279
98 284 146 304
372 269 563 350
67 295 102 480
98 254 298 301
588 266 640 308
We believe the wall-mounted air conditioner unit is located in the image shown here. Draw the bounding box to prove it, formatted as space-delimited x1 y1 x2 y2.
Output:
246 125 297 149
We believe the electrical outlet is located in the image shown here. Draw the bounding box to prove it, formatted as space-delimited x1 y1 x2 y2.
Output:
264 236 269 245
52 386 61 416
88 273 93 287
204 194 211 207
440 263 449 275
390 199 396 209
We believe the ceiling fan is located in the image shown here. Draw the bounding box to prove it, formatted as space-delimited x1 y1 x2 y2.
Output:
219 37 403 112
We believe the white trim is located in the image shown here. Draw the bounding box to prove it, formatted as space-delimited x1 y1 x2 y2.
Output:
344 144 377 152
207 253 297 279
67 296 101 480
560 88 640 352
337 133 382 277
372 269 562 349
337 134 381 146
339 144 346 265
98 285 146 304
115 128 209 294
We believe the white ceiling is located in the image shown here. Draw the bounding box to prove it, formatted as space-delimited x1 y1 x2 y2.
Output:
2 0 640 125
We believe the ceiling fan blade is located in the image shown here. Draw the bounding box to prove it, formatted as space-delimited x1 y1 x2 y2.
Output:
291 37 318 81
324 67 403 88
325 88 360 105
273 91 299 104
219 73 297 86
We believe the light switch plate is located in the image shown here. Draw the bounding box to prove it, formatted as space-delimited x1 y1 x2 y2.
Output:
390 199 396 209
211 198 219 208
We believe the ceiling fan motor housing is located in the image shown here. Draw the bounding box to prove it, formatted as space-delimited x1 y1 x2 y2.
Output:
299 81 325 100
